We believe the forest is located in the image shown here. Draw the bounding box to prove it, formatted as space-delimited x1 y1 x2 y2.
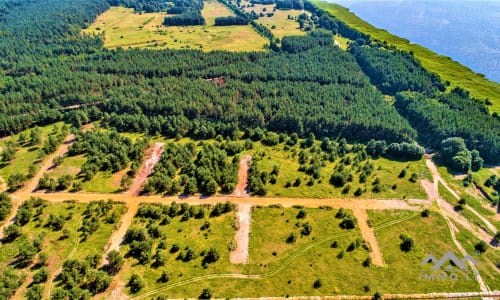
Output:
0 0 497 169
144 141 240 195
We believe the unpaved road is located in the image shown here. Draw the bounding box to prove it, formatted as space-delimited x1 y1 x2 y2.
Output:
353 208 384 266
0 134 75 240
101 142 164 265
232 154 251 197
425 159 496 244
127 142 164 196
21 133 75 193
230 203 252 264
424 158 494 297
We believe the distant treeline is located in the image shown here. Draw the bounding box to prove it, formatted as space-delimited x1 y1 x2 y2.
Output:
0 0 498 168
164 11 205 26
214 16 248 26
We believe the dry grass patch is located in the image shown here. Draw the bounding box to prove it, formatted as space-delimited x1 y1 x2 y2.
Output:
83 3 267 52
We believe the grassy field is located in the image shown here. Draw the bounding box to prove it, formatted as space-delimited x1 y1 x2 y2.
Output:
368 209 481 292
456 229 500 290
245 141 430 199
0 122 66 190
312 0 500 114
0 199 124 298
141 207 480 298
116 203 239 296
435 163 500 230
83 1 268 51
241 1 307 39
46 150 127 193
472 167 499 204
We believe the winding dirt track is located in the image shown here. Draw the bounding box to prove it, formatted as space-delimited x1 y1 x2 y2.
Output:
424 158 493 298
425 159 496 244
0 133 75 240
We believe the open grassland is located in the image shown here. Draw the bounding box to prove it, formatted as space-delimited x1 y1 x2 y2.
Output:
115 203 238 296
0 199 124 298
83 2 267 52
0 122 66 190
240 1 307 39
368 209 480 292
142 207 480 298
312 0 500 113
456 227 500 289
436 163 500 230
246 141 430 199
472 167 499 204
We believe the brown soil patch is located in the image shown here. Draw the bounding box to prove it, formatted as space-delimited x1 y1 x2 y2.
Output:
230 203 252 264
127 142 164 196
232 154 251 197
353 208 384 266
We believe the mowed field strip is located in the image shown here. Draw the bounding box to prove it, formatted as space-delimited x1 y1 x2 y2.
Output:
83 1 268 51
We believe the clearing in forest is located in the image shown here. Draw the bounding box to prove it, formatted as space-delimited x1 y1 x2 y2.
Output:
83 1 268 51
241 1 308 39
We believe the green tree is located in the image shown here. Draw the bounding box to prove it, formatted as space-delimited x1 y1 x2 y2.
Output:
474 241 487 253
127 274 144 293
26 284 44 300
399 234 414 252
7 173 26 191
0 192 13 221
199 288 212 299
32 267 49 283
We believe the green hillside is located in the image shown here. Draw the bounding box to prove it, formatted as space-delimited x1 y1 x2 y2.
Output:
313 0 500 114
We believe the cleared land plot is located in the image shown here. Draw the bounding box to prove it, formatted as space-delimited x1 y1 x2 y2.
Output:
0 199 124 299
456 228 500 290
83 3 268 51
313 0 500 113
245 141 430 199
241 2 307 39
0 122 66 189
113 203 238 297
154 207 480 298
368 209 480 293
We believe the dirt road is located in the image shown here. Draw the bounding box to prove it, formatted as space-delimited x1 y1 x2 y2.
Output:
232 154 251 197
0 134 76 240
21 133 75 193
230 203 252 264
127 142 164 196
353 208 384 266
425 159 496 244
424 158 493 297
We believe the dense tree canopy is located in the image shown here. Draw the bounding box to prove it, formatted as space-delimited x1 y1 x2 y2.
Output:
0 0 496 168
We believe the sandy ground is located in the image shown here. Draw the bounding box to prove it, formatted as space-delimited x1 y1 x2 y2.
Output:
232 154 251 197
353 208 384 266
230 203 252 264
424 158 494 297
22 133 75 193
127 142 164 196
101 143 164 265
425 159 496 245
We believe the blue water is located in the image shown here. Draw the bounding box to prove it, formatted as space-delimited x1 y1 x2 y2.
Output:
328 0 500 83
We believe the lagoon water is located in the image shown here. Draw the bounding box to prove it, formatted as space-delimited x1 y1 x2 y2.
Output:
328 0 500 83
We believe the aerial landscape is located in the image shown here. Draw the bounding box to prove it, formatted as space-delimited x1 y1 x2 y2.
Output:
0 0 498 299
